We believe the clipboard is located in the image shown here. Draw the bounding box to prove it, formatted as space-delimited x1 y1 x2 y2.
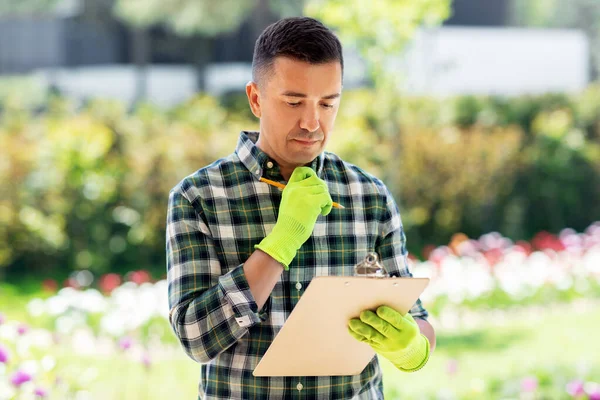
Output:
252 274 430 377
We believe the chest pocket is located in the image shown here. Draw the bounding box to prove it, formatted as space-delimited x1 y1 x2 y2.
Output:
311 218 375 278
211 196 276 271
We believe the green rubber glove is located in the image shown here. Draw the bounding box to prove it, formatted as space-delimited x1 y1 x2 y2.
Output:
348 305 430 372
255 167 332 269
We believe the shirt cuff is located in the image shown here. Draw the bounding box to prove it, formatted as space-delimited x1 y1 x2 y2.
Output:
218 265 265 329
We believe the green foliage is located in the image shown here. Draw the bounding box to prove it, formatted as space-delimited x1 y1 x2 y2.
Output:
113 0 256 36
328 88 600 251
0 0 60 15
0 93 250 278
2 84 600 277
0 76 47 109
305 0 452 89
304 0 452 199
457 281 600 312
381 306 600 400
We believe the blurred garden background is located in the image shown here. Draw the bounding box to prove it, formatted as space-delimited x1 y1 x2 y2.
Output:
1 0 600 399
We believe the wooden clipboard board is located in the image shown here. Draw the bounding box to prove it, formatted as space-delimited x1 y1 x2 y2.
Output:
252 275 430 377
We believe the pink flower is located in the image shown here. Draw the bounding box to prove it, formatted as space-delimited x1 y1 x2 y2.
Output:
0 313 5 325
41 279 58 293
63 277 80 289
118 336 133 351
430 246 451 265
142 352 152 369
483 248 503 267
590 392 600 400
446 359 458 375
17 323 29 336
586 383 600 400
566 379 585 397
456 240 479 257
128 270 152 285
10 370 32 387
99 273 122 294
479 232 504 251
532 231 565 252
514 240 532 255
521 376 538 392
34 387 48 398
0 344 10 364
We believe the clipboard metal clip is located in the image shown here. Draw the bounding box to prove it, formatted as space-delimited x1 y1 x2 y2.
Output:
353 252 389 278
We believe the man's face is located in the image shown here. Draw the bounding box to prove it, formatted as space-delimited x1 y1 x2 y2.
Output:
246 57 342 171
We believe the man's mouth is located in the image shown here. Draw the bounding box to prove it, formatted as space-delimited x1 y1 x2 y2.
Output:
293 138 320 144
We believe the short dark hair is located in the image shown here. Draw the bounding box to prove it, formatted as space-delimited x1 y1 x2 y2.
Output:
252 17 344 86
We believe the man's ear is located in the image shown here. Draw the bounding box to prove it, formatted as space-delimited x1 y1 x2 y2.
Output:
245 81 262 118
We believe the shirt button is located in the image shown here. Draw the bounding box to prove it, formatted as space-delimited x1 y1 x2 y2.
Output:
266 161 274 169
255 169 260 175
296 382 303 391
295 282 302 290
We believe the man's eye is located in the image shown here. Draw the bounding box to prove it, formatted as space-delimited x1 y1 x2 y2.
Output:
286 102 334 108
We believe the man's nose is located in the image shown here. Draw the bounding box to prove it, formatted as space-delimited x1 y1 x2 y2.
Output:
299 109 320 133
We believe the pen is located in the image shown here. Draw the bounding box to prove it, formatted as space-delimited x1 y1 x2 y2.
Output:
259 177 345 209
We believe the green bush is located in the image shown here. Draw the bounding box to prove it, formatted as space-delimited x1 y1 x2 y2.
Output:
330 89 600 252
2 84 600 279
0 94 255 280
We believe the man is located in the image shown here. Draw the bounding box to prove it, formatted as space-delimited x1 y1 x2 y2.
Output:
166 16 436 399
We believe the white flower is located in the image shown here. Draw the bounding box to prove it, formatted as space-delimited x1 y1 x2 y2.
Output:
100 312 126 337
75 390 93 400
40 355 56 372
77 289 108 314
19 360 39 376
56 315 81 335
72 329 98 356
0 324 17 343
583 246 600 274
26 298 46 317
28 329 53 350
46 294 70 316
0 381 16 400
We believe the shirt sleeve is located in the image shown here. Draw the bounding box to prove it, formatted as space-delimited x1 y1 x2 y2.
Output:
375 184 429 321
166 186 265 364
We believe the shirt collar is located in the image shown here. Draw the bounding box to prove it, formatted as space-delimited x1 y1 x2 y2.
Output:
235 131 325 180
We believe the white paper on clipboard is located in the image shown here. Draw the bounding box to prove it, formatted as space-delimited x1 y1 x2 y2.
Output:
252 275 430 377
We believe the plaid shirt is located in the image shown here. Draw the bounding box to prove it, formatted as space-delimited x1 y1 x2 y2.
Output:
166 131 428 400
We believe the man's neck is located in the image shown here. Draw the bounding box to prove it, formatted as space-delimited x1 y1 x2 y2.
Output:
280 168 294 182
254 135 314 181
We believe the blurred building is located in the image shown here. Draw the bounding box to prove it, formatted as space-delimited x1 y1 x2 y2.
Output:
444 0 510 26
0 0 264 73
399 0 589 96
400 27 589 96
0 0 272 105
0 0 591 106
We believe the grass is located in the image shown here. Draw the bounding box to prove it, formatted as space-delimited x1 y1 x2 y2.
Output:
381 302 600 399
51 355 199 400
57 303 599 399
2 285 599 399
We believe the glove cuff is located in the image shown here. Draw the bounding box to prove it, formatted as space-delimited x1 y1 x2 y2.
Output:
393 334 430 373
254 215 308 270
